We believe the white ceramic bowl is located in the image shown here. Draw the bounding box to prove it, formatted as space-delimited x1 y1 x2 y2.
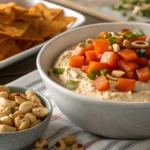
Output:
37 22 150 139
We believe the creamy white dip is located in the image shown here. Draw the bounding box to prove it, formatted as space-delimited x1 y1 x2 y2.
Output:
50 50 150 102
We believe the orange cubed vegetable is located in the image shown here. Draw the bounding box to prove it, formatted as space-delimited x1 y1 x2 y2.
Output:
98 31 108 37
72 46 85 56
69 56 84 68
93 38 109 54
136 57 148 66
116 78 136 91
88 61 109 72
85 50 97 61
93 75 110 91
81 65 89 73
136 66 150 82
125 72 137 79
118 59 139 72
85 44 94 51
100 51 119 67
117 49 138 61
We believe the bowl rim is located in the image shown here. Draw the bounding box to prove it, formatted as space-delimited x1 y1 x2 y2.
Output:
0 85 53 134
37 22 150 106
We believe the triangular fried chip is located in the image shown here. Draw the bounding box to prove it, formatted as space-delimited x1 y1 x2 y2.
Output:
36 3 63 20
13 5 27 14
13 26 43 41
0 21 30 37
0 2 16 11
0 34 10 43
38 20 67 39
24 6 42 18
54 16 77 26
0 40 15 60
5 42 21 59
0 7 15 25
16 40 33 51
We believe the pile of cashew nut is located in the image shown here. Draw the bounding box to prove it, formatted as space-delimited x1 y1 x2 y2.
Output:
0 85 50 132
52 135 84 150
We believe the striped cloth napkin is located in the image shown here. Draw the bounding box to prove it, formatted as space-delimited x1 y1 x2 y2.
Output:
7 70 150 150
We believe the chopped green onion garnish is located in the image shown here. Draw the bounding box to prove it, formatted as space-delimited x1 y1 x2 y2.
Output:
65 80 77 90
87 69 100 80
123 29 145 38
123 31 136 38
53 68 65 74
132 29 145 37
136 49 146 57
100 69 108 76
109 37 116 45
106 33 112 38
87 72 96 80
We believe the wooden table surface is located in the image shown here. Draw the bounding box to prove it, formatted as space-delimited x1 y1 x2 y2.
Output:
0 2 110 85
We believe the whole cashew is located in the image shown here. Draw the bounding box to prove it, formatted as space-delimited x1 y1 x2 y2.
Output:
14 114 30 129
15 96 27 105
33 102 44 108
0 124 16 132
18 121 30 131
34 138 49 148
0 91 8 98
0 86 10 94
25 90 41 103
0 107 12 117
25 113 37 123
0 97 16 108
19 101 34 114
53 139 66 150
31 107 49 118
62 136 76 146
9 93 27 101
30 119 41 128
0 116 13 126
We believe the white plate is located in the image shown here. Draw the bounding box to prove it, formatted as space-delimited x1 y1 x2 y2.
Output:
0 0 85 69
96 6 150 22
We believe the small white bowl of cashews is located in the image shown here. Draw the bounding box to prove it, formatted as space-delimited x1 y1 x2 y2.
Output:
0 85 52 150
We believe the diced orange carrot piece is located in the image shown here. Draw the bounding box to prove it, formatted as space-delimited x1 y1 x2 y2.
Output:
125 72 137 79
136 67 150 82
85 50 97 61
116 78 136 91
130 35 147 42
100 51 119 67
69 56 84 68
85 44 94 51
93 75 110 91
72 46 85 56
81 65 89 73
117 49 138 61
136 57 148 66
98 31 108 37
88 61 109 72
118 60 139 72
93 38 109 54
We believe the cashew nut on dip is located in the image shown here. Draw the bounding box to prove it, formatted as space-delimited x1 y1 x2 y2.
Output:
0 86 50 132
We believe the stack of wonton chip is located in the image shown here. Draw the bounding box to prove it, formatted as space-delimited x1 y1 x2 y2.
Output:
0 2 77 61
